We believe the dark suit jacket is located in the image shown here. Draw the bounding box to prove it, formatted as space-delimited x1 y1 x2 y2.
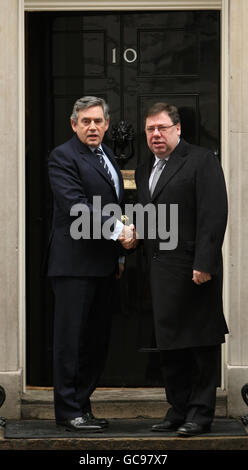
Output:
135 138 229 349
47 133 124 277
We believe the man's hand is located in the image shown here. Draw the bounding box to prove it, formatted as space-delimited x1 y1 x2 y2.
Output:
192 270 212 285
118 224 138 249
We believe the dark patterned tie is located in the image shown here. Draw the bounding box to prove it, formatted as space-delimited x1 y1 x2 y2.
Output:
94 147 115 186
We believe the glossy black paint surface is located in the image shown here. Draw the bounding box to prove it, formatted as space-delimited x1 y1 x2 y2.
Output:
26 10 220 386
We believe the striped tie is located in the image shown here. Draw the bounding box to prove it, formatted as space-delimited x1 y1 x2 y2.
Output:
94 147 115 186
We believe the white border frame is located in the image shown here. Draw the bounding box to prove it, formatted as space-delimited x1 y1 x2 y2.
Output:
19 0 229 391
24 1 223 10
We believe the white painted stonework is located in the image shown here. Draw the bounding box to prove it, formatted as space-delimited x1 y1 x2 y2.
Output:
0 0 247 419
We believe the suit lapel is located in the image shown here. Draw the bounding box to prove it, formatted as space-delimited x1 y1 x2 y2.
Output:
72 134 123 201
137 153 155 202
151 139 189 201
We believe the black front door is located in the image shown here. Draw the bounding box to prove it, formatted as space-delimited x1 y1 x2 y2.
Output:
26 10 220 386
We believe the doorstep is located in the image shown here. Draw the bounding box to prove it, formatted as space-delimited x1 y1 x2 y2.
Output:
21 387 227 420
1 417 248 451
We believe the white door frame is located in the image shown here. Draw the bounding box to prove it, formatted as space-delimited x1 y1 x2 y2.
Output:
19 0 230 390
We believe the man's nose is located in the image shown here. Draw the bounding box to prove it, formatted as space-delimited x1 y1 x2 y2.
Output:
153 127 161 136
89 120 97 129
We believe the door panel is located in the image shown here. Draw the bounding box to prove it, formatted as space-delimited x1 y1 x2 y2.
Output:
51 13 121 147
26 10 220 386
138 30 199 76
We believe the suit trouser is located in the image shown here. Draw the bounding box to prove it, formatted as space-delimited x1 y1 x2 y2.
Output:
50 275 114 422
159 345 221 426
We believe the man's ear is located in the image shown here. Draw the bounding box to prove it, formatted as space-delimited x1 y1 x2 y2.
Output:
176 122 181 136
105 118 110 131
71 118 77 133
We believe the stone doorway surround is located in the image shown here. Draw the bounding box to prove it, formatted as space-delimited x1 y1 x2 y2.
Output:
1 0 248 420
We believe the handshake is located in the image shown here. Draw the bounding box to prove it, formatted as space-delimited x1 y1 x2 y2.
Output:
118 216 139 250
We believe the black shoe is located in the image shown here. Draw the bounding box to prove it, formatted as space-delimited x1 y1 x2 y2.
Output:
177 422 211 437
84 411 109 428
56 416 103 432
151 419 183 432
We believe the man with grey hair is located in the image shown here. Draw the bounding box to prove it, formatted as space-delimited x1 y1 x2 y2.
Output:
47 96 135 432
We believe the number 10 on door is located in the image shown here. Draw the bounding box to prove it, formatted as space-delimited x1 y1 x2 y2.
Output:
112 48 137 63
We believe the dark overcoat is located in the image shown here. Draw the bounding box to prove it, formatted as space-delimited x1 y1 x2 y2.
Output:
47 133 124 277
135 138 229 350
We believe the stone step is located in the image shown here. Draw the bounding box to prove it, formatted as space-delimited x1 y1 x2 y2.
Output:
21 387 227 420
1 418 248 452
1 435 248 451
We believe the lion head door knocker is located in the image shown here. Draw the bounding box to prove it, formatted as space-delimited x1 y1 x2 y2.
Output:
111 121 135 162
241 383 248 426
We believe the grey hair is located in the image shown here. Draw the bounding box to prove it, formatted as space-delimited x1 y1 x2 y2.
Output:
70 96 110 123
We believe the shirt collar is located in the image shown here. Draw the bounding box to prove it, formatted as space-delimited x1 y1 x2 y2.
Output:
153 138 180 167
89 144 103 153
